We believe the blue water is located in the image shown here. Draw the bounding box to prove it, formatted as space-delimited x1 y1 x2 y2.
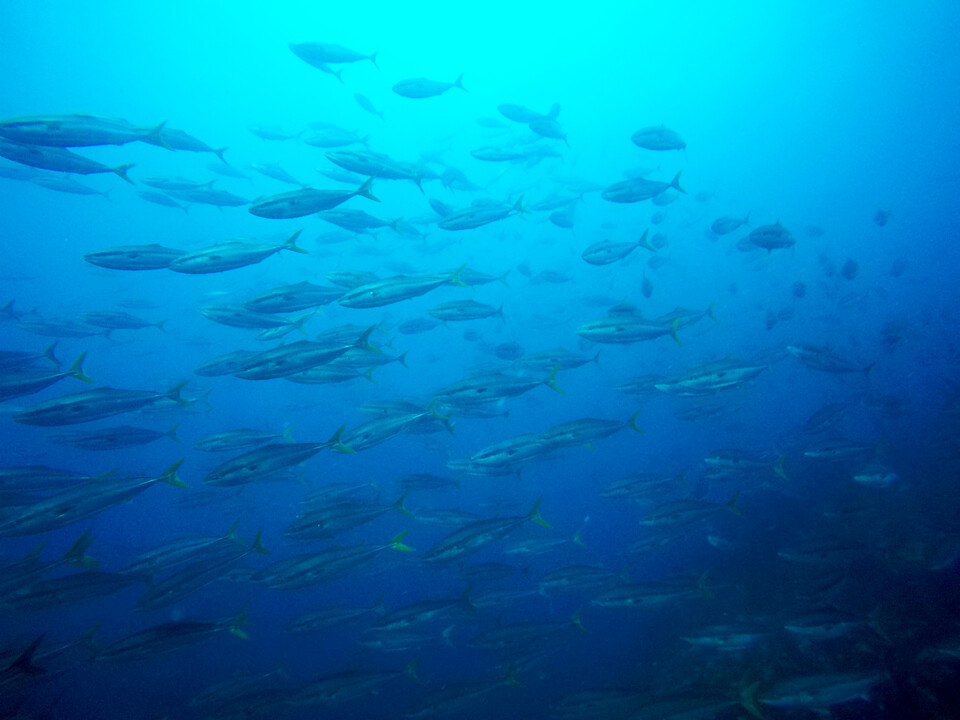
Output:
1 2 959 717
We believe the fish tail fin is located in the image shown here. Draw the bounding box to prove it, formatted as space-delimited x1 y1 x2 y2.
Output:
368 51 379 69
545 366 566 395
394 491 414 518
144 120 170 149
112 163 136 185
744 212 750 226
154 319 168 332
165 423 181 444
251 528 270 555
449 263 469 288
8 636 46 676
77 623 100 653
548 102 561 119
460 584 477 612
389 529 414 552
414 174 425 194
573 528 586 548
224 519 241 543
43 341 60 367
284 229 308 254
63 530 98 569
229 609 249 640
453 72 466 91
528 495 552 528
670 170 686 194
637 227 655 251
362 368 378 383
166 380 191 405
501 662 523 688
397 350 409 368
627 409 644 434
725 490 742 517
355 325 380 353
512 194 527 214
740 681 765 720
441 624 456 647
372 593 386 614
405 657 422 683
773 455 788 480
293 311 314 336
160 458 188 488
68 352 94 384
592 350 602 369
707 301 717 321
571 607 588 633
326 423 350 452
214 147 228 164
356 176 379 202
670 317 683 346
864 362 876 377
388 217 404 233
499 270 511 287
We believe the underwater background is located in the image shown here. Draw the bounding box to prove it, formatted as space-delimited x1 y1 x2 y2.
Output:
1 1 960 717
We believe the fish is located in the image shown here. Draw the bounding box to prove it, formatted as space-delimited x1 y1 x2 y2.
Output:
254 531 412 590
30 175 110 197
521 348 600 371
749 221 795 250
538 412 643 450
631 125 686 151
434 368 565 407
92 610 249 661
602 172 685 203
193 426 294 452
248 178 377 219
53 423 179 451
136 190 188 212
787 344 874 374
285 595 385 634
199 306 312 333
250 162 304 186
354 93 385 120
289 42 378 69
641 492 740 528
0 353 92 400
303 126 368 148
13 382 189 426
428 300 503 322
166 186 250 207
438 197 526 230
168 230 306 273
740 671 887 718
0 138 134 183
711 213 750 235
339 266 466 308
393 73 466 98
1 570 143 611
581 230 655 265
422 497 551 563
149 126 226 162
202 425 343 486
134 530 268 610
0 460 186 536
247 124 301 141
326 150 423 190
318 208 401 233
0 114 165 147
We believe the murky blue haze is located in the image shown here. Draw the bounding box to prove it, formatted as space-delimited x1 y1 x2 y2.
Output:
1 1 959 718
